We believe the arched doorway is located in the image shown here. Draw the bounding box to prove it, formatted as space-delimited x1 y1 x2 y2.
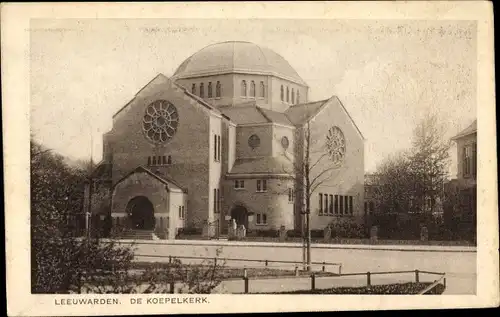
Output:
230 205 249 228
126 196 155 230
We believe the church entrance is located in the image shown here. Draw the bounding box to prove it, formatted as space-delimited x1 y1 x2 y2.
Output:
230 205 249 228
126 196 155 230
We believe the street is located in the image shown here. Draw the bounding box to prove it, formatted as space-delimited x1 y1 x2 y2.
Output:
123 240 476 295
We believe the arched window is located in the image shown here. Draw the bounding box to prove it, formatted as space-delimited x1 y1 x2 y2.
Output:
216 81 221 98
241 80 247 97
191 83 196 95
286 86 290 102
297 90 300 104
260 81 265 98
167 155 172 164
208 82 213 98
280 85 284 101
291 88 295 104
200 83 205 98
250 81 256 97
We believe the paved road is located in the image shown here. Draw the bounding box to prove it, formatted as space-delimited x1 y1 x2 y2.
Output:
121 240 476 295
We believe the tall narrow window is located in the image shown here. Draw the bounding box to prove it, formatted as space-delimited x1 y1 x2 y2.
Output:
291 88 295 104
192 83 196 95
217 189 221 214
217 135 221 161
262 214 267 224
339 195 344 215
167 155 172 164
241 80 247 97
200 83 205 98
297 90 300 104
214 134 217 161
280 85 284 101
213 189 217 213
324 194 328 214
329 194 334 214
288 188 294 202
349 196 353 214
335 195 339 214
152 156 157 165
260 81 265 98
216 81 221 98
257 214 261 224
257 180 261 192
286 87 290 102
162 156 167 165
147 157 151 166
250 81 256 97
464 145 472 177
472 142 477 178
208 82 213 98
344 196 349 214
319 193 323 214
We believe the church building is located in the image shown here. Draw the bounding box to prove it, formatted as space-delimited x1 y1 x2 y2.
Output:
86 41 365 239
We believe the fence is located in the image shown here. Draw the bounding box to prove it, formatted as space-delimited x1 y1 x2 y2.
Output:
231 269 446 294
134 253 343 275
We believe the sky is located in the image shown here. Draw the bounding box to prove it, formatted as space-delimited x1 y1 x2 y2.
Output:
30 19 477 173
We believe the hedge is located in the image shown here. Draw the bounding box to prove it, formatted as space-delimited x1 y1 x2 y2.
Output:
255 282 445 294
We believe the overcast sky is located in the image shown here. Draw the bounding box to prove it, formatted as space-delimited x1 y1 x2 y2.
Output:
30 19 477 173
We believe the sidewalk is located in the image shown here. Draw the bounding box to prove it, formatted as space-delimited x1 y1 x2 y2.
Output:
116 238 477 253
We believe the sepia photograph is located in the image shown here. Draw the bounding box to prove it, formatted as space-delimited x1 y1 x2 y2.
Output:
3 2 498 315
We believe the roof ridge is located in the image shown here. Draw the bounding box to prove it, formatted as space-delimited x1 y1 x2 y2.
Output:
255 106 272 123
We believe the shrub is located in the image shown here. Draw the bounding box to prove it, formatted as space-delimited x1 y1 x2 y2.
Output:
246 229 279 238
330 222 367 239
177 227 202 236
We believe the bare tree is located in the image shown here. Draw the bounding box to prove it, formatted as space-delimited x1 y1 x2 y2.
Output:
408 112 451 214
279 119 344 271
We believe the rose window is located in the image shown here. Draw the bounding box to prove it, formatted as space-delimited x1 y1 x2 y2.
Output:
142 100 179 144
325 126 346 164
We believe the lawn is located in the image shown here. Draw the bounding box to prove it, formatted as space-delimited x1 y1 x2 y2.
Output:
254 282 446 294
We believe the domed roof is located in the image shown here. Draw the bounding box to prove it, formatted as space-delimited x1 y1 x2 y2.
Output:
172 41 307 86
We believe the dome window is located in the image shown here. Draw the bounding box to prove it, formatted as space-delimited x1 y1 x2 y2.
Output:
216 81 221 98
241 80 247 97
260 81 265 98
200 83 205 98
280 85 284 101
250 81 256 97
286 86 290 103
291 88 295 104
191 83 196 95
297 90 300 104
208 82 213 98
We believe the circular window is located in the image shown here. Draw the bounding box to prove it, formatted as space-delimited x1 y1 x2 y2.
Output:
326 126 346 164
281 136 289 149
142 100 179 144
248 134 260 149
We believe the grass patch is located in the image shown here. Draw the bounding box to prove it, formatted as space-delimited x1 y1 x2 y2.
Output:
255 282 446 294
131 261 321 279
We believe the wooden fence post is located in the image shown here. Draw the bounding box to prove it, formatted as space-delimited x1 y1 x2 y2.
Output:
367 272 371 287
243 268 249 294
311 273 316 291
415 269 420 283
